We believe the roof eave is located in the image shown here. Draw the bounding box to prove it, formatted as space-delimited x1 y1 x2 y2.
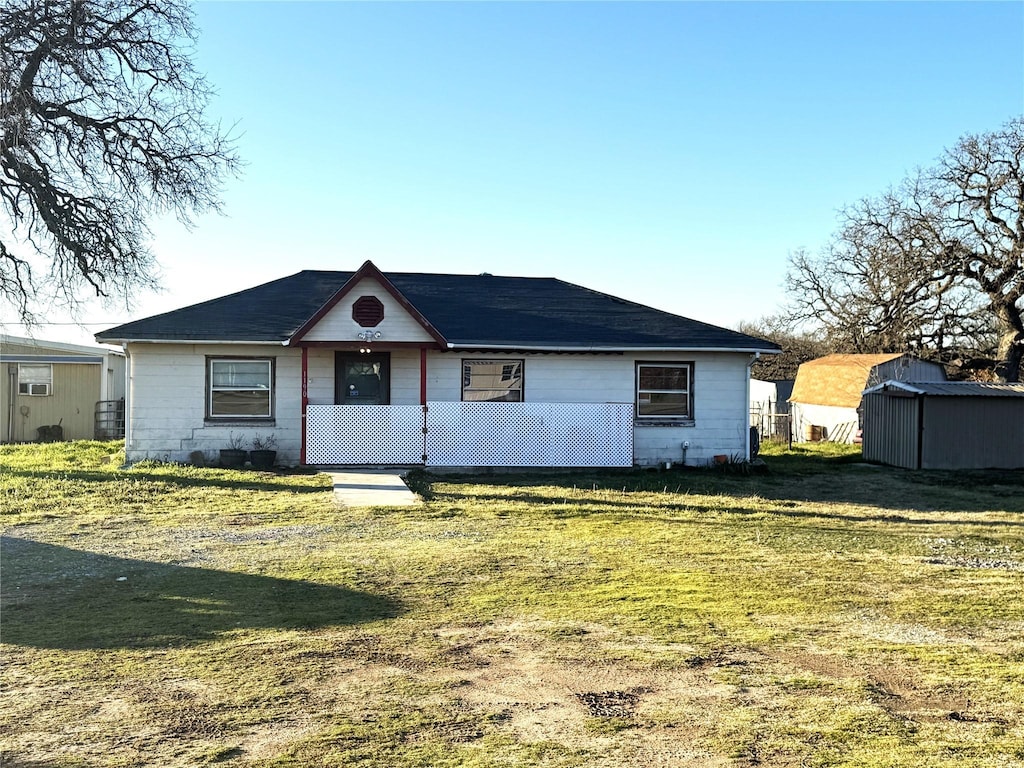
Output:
98 338 287 346
447 343 781 354
863 381 924 396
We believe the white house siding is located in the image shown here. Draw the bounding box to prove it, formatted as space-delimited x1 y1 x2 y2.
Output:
633 353 751 466
301 277 435 344
126 343 305 465
305 349 428 406
424 351 751 466
125 344 752 467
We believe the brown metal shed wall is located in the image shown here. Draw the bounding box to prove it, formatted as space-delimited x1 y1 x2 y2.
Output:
862 392 919 469
920 397 1024 470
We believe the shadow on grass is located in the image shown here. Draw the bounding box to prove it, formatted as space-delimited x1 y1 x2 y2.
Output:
0 537 402 650
430 489 1024 529
3 467 329 495
418 458 1024 517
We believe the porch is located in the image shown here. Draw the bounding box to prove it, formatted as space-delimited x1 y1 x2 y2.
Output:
305 401 634 467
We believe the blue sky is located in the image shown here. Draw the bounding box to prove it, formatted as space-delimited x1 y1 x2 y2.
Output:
9 0 1024 346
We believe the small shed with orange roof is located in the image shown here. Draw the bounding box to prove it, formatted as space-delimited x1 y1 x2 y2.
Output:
788 353 946 443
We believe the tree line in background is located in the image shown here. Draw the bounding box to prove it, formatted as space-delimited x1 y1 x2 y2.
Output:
746 116 1023 383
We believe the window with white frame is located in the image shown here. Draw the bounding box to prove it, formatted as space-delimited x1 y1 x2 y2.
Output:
462 359 524 402
636 362 693 419
18 364 52 396
207 358 274 418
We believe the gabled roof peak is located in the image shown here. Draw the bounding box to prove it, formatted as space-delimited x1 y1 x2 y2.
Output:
288 260 447 347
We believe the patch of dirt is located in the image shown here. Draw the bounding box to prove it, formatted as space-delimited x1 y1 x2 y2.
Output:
400 621 735 766
576 689 647 717
769 646 978 723
232 719 317 761
768 647 863 680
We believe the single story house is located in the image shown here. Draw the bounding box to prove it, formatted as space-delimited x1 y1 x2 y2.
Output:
96 261 780 468
789 353 946 443
1 335 126 443
862 381 1024 470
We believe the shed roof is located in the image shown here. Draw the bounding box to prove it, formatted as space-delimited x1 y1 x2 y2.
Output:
1 334 124 357
864 381 1024 398
95 264 781 353
789 353 907 408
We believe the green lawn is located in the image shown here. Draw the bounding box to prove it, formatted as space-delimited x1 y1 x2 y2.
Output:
2 441 1022 767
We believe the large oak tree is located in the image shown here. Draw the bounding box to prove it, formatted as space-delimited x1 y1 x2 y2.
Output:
786 117 1023 381
1 0 240 323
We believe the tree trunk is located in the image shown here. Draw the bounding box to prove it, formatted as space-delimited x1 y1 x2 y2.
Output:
993 302 1024 383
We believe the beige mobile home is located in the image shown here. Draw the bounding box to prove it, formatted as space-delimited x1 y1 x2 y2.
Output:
1 336 126 443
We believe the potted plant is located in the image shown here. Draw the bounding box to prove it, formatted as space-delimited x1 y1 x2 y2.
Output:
250 433 278 470
219 432 248 468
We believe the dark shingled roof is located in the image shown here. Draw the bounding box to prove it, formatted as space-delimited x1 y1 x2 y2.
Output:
96 269 780 352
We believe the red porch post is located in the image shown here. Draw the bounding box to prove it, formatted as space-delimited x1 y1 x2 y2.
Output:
420 347 427 405
300 345 309 465
420 347 428 464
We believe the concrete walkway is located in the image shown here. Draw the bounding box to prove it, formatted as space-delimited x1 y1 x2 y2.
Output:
327 470 421 507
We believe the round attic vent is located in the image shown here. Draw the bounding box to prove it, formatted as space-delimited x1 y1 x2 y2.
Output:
352 295 384 327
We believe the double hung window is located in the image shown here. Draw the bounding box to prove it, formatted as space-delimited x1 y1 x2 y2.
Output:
208 358 274 418
636 362 693 420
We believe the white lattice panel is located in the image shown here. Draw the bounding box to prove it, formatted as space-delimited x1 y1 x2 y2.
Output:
306 405 424 464
425 402 633 467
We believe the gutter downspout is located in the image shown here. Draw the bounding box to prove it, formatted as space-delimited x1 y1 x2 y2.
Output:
123 345 132 456
746 353 759 460
6 365 16 444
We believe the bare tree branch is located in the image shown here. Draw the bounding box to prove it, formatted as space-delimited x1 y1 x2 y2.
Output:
1 0 241 323
784 117 1023 381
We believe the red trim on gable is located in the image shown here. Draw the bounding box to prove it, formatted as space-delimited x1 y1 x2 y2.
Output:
288 260 449 347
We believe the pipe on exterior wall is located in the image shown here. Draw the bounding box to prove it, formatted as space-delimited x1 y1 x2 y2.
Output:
745 352 760 460
123 345 133 456
6 365 16 444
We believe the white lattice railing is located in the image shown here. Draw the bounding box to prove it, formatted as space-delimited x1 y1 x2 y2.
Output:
306 402 634 467
426 402 633 467
306 405 425 465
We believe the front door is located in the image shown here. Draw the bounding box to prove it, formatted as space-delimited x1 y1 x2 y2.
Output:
335 352 390 405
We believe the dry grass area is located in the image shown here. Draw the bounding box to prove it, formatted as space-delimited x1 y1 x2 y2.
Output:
1 441 1023 767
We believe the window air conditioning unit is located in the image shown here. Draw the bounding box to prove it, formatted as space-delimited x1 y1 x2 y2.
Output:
19 382 51 396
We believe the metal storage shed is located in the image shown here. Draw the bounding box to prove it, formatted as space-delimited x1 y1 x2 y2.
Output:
862 381 1024 470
